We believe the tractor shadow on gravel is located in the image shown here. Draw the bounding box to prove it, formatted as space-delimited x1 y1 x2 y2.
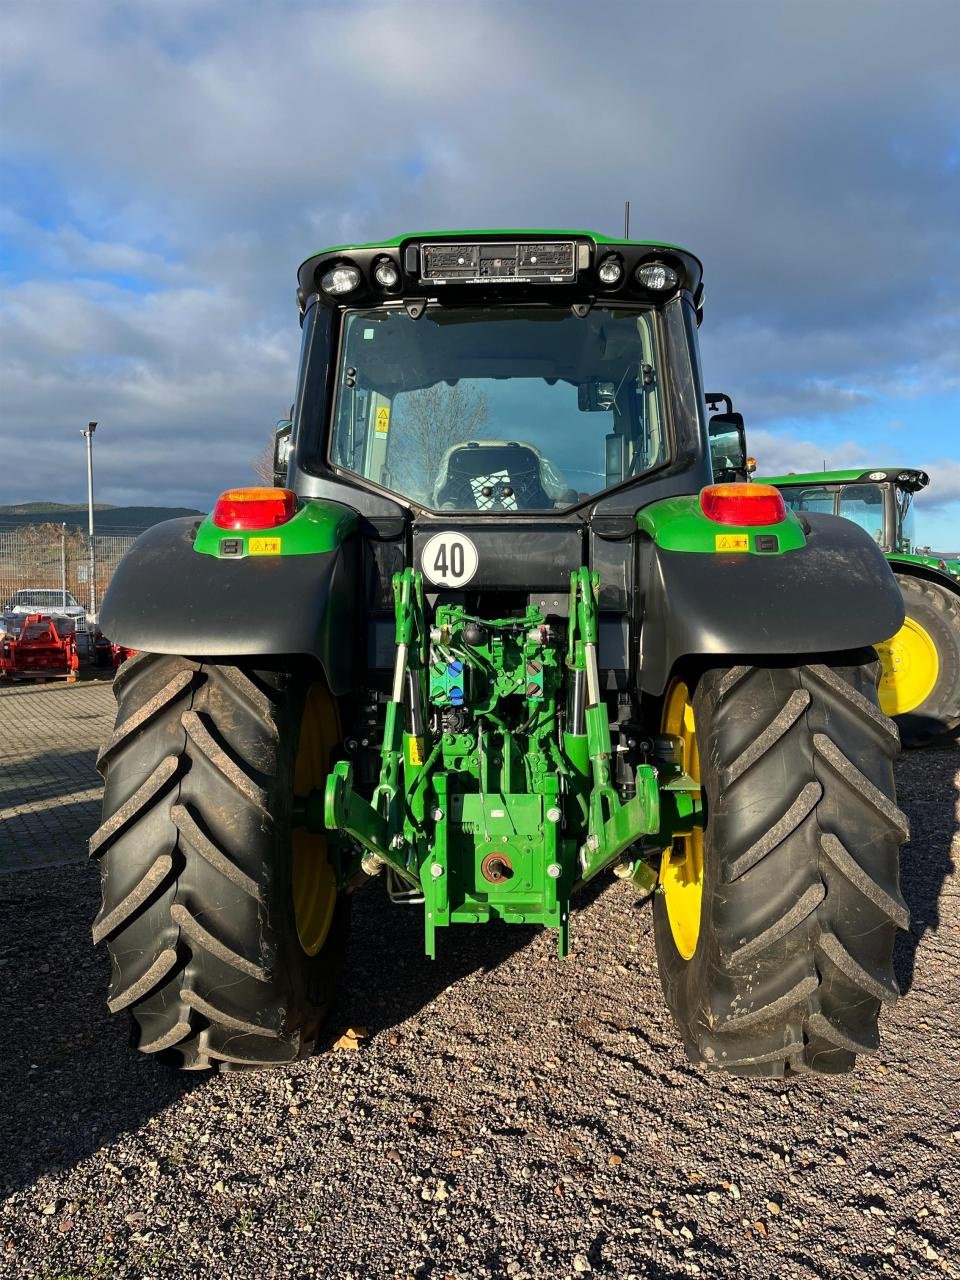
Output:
0 862 610 1196
331 873 614 1044
891 742 958 996
0 747 101 810
0 863 205 1196
0 748 108 870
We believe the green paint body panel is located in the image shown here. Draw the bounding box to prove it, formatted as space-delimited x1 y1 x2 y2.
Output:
193 499 358 558
760 468 905 487
636 494 806 554
888 551 960 583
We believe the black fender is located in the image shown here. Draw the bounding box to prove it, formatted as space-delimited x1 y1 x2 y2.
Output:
99 517 359 694
889 560 960 599
637 512 906 695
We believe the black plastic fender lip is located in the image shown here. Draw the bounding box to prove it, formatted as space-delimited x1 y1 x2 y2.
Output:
637 512 905 695
99 517 358 693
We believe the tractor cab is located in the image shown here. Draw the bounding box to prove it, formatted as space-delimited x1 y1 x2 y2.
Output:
285 232 714 530
757 467 930 557
278 232 722 681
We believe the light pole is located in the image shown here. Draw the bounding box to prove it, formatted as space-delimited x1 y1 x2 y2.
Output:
60 522 67 603
82 421 98 621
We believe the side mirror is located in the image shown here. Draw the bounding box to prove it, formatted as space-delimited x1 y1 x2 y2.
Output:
708 410 745 435
579 379 616 412
708 411 749 482
273 419 293 486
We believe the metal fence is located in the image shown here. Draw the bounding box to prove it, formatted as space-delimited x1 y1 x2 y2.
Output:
0 524 136 624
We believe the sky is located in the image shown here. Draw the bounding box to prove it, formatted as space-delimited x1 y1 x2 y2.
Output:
1 0 958 547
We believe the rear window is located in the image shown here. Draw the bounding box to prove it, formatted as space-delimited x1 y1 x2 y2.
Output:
780 486 836 515
327 303 668 511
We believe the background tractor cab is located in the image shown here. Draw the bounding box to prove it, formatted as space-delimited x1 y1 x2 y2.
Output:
757 464 960 746
762 467 932 558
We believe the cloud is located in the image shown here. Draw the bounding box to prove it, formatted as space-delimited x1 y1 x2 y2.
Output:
914 460 960 509
0 0 958 515
0 275 292 507
746 429 872 477
748 427 957 499
0 207 182 285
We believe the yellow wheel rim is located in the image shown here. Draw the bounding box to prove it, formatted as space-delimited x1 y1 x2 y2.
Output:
876 616 939 716
659 681 703 961
292 685 339 956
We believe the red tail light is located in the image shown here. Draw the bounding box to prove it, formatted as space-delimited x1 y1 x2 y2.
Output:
212 487 298 530
700 483 786 527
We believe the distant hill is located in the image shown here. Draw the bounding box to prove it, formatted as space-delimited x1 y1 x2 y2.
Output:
1 501 117 514
0 502 204 534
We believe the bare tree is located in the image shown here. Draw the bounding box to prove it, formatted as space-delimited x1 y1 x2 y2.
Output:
389 384 488 496
252 440 274 485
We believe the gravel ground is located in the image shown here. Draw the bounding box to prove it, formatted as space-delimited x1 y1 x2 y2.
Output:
0 702 957 1279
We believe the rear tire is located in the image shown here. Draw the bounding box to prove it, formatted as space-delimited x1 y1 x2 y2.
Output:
880 574 960 747
91 654 347 1070
653 655 909 1078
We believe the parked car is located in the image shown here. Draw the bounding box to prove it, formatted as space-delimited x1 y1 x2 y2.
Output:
3 588 88 634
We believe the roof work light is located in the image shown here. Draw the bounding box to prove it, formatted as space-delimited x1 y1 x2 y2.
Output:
636 261 679 291
321 264 362 295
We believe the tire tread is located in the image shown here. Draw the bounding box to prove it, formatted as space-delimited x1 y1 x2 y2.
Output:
94 656 345 1070
654 656 908 1078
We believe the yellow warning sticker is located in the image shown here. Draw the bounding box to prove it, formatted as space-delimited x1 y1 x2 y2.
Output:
249 536 282 555
375 406 391 434
406 735 425 766
715 533 749 552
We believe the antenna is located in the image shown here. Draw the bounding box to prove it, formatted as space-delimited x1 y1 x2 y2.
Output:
624 200 631 239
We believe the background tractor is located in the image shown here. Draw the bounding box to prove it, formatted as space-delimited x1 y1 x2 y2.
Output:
93 231 909 1079
758 467 960 747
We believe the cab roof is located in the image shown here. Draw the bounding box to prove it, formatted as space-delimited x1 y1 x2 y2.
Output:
300 229 696 265
296 229 704 313
759 467 930 492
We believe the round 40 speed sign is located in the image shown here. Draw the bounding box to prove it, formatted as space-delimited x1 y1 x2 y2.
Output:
420 531 479 588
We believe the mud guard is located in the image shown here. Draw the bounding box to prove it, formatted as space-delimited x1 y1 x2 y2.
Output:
637 512 905 695
98 517 359 694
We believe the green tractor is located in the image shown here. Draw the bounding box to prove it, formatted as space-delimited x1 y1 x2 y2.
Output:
757 467 960 747
93 231 910 1079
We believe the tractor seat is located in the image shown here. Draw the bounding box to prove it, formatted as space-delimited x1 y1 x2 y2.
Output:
435 442 553 511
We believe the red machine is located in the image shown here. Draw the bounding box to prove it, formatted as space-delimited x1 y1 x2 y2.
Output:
0 614 79 682
110 643 137 669
94 632 137 669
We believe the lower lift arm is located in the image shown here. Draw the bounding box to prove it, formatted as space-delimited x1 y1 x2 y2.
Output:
321 569 425 890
